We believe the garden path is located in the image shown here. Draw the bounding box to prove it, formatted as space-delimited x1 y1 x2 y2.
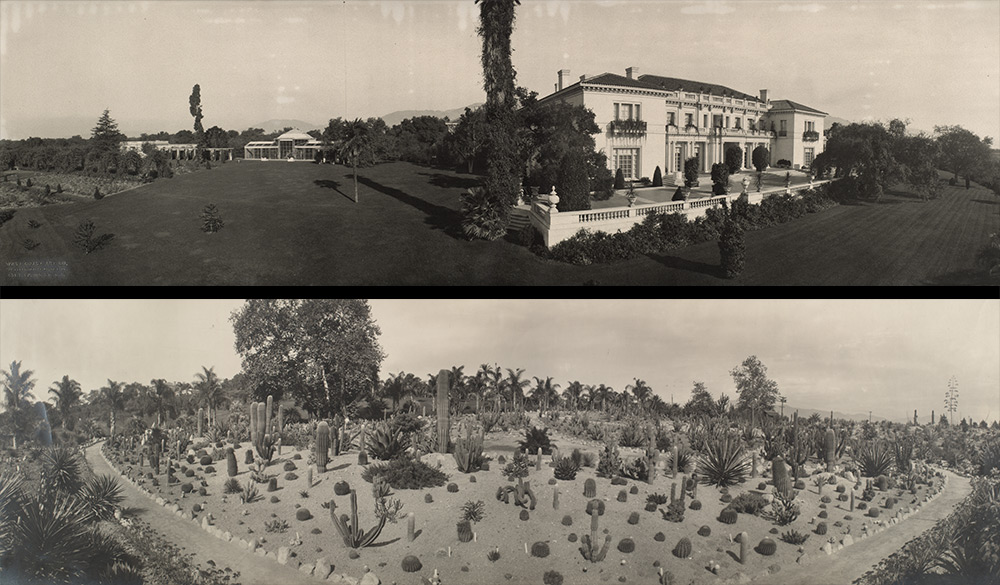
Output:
85 442 317 585
761 470 972 585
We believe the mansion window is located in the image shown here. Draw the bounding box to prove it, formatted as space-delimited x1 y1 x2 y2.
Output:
805 121 815 132
735 117 742 130
668 112 676 126
725 116 730 128
779 119 787 136
685 113 694 127
614 102 641 121
749 119 756 131
713 114 723 128
613 148 640 180
703 114 709 128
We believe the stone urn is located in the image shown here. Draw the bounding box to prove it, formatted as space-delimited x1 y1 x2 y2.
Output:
548 186 559 213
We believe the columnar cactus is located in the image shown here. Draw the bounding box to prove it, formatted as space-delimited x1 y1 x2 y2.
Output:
580 506 611 562
739 531 749 563
825 428 836 472
584 478 596 498
850 491 855 511
197 407 204 436
672 445 679 477
436 369 450 453
553 488 560 510
407 512 416 542
773 456 792 499
226 447 237 477
671 482 676 503
316 422 330 473
751 453 758 478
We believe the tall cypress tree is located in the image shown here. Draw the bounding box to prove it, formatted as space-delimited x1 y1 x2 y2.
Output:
189 84 205 146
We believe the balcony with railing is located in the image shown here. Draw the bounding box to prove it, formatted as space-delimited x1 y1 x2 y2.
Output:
610 119 648 136
778 130 788 137
802 130 820 142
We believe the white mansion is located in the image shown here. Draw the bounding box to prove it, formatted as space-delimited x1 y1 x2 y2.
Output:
537 67 827 181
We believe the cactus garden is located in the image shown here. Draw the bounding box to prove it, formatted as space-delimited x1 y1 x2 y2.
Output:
2 299 998 585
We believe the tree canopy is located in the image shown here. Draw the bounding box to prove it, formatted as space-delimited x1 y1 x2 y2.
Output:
935 125 992 181
230 300 385 418
90 110 125 154
189 84 205 144
730 355 780 417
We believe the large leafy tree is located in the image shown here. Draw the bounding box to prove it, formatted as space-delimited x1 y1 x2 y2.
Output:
49 375 82 430
730 356 780 420
340 119 372 203
230 300 384 418
935 125 992 182
448 107 489 173
392 116 449 165
470 0 521 239
3 361 38 448
822 122 901 199
684 381 717 418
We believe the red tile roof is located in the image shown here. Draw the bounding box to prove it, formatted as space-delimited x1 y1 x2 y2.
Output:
639 74 760 102
768 99 828 115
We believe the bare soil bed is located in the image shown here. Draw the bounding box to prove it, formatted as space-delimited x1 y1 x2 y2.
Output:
104 425 946 585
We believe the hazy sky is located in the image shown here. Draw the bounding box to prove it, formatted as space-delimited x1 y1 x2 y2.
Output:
1 299 998 424
0 0 997 141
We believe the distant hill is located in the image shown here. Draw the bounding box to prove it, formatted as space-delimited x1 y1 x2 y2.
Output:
783 405 890 424
252 119 324 133
825 115 851 128
380 103 483 128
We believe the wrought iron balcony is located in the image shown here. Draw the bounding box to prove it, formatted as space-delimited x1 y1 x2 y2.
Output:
778 130 788 137
610 119 648 136
802 130 820 142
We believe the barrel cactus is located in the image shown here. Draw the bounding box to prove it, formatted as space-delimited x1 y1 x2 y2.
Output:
673 537 692 558
584 478 596 498
816 522 828 535
531 541 550 558
617 538 635 553
719 508 738 524
757 538 777 556
401 555 421 572
654 532 665 541
698 525 711 537
617 490 628 503
561 515 573 526
628 511 640 525
457 519 473 542
296 508 312 521
689 499 702 510
334 481 351 496
519 509 529 521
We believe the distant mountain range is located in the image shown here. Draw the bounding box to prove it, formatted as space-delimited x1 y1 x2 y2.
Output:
252 119 324 133
783 404 890 423
825 115 851 128
380 103 483 128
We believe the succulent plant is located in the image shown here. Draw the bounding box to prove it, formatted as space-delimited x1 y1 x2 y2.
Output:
719 508 738 524
689 499 702 510
757 538 777 556
296 508 312 521
334 481 351 496
531 541 550 558
584 478 597 498
561 514 573 526
673 537 692 558
654 532 665 541
617 538 635 553
401 555 422 572
447 482 459 493
698 525 711 537
815 522 828 535
628 511 640 525
586 499 606 516
617 490 628 502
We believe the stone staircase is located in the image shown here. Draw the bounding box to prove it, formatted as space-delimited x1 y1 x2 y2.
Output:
507 206 531 233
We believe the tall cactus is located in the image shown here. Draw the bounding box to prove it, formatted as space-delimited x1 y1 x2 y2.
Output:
825 428 836 472
329 489 386 549
316 421 330 473
580 505 611 562
226 447 237 477
197 407 204 436
436 368 450 453
773 456 792 498
739 531 748 564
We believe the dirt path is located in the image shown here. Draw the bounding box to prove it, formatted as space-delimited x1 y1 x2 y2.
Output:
85 442 316 585
763 470 972 585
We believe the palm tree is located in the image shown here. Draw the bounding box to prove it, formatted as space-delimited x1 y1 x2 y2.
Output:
339 118 370 203
531 376 560 415
479 363 505 411
147 379 175 427
194 366 222 426
590 384 613 414
626 378 653 415
473 0 521 239
49 375 82 430
382 372 411 412
3 361 37 448
563 381 585 412
504 368 530 412
448 366 468 415
98 380 126 440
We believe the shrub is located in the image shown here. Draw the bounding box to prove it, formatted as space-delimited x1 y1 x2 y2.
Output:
617 538 635 553
461 500 485 523
729 492 768 515
711 163 730 195
401 555 422 572
79 474 125 521
647 493 668 506
652 166 663 187
697 436 749 487
519 427 555 455
763 492 800 526
543 570 564 585
684 157 699 187
596 441 623 479
856 442 894 477
618 423 647 448
662 498 685 523
360 456 448 489
531 541 550 558
240 482 262 504
614 168 625 190
758 482 767 491
265 519 289 533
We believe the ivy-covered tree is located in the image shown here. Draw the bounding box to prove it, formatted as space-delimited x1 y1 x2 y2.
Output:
472 0 522 240
724 145 743 175
556 149 591 211
230 300 385 418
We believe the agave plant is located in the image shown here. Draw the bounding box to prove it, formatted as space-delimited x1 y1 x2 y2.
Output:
223 478 241 494
855 440 894 477
367 421 409 461
240 481 262 504
10 494 93 582
697 435 749 488
79 474 125 521
0 470 25 558
41 447 83 495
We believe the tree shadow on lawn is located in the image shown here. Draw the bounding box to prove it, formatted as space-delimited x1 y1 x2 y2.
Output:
417 172 482 190
356 176 463 239
922 269 999 286
313 179 351 201
651 254 725 279
971 199 998 206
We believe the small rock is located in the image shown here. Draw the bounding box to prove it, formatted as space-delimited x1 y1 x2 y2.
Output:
359 573 380 585
277 546 291 565
255 548 266 557
299 563 315 576
822 542 833 555
842 535 854 547
796 553 808 564
315 558 333 579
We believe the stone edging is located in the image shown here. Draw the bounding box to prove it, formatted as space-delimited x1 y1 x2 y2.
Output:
98 442 380 585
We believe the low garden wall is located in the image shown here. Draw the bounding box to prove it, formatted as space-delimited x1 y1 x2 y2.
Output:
530 180 836 247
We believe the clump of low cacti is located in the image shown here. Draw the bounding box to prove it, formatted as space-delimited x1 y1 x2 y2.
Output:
672 537 691 558
584 478 596 498
401 555 422 572
618 538 635 553
531 541 550 558
757 537 777 556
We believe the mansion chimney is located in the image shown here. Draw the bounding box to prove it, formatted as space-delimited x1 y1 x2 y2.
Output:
759 89 769 104
626 66 640 80
557 69 571 91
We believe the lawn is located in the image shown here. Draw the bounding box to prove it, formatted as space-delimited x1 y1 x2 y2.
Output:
1 160 996 285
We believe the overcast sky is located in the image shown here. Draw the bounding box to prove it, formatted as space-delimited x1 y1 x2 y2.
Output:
0 0 997 141
1 299 997 424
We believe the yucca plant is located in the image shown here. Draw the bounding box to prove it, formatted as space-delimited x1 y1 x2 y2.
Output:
697 435 749 488
223 478 241 494
10 494 93 582
84 527 134 578
855 441 894 477
367 421 409 461
0 470 25 558
79 474 124 521
41 447 83 495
